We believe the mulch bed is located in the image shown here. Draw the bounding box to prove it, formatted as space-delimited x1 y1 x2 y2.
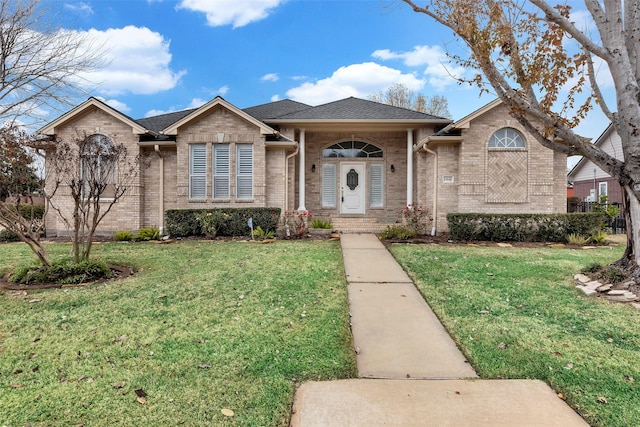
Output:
0 265 134 291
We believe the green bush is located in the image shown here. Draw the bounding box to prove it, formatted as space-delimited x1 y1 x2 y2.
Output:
446 212 606 242
114 230 134 242
19 204 45 220
252 226 276 239
0 229 20 242
165 208 281 238
136 227 161 241
379 225 417 240
567 233 589 245
10 259 112 285
310 218 333 229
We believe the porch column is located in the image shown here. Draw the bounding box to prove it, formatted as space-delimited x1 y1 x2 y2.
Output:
406 129 414 206
298 129 307 211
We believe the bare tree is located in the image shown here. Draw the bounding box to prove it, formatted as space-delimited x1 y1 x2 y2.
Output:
0 125 50 266
0 0 103 124
400 0 640 272
369 83 452 117
46 133 142 263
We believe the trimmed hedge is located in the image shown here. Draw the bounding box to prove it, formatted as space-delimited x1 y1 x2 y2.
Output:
446 212 607 242
165 207 281 237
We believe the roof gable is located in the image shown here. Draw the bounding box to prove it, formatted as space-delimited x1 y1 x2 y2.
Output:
439 98 503 133
568 124 616 178
162 96 277 136
38 97 148 136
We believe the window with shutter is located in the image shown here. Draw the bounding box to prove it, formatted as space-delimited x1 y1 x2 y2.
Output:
189 144 207 199
322 163 336 208
236 144 253 199
369 163 384 208
213 144 230 198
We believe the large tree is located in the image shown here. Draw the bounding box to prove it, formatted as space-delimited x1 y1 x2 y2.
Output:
369 83 452 117
400 0 640 271
0 0 102 124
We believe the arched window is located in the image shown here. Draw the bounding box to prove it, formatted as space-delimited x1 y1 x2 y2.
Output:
488 128 526 148
81 134 115 198
322 140 383 158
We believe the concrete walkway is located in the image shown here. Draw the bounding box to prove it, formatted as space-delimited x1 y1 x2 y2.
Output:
290 234 588 426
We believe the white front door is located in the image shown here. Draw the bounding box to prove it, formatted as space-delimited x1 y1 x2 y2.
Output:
340 162 366 214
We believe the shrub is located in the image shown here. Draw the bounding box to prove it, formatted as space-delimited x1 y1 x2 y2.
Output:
196 211 229 238
0 229 20 242
278 211 312 239
136 227 161 241
589 229 608 244
446 212 606 242
252 226 276 239
165 208 281 238
310 218 333 229
402 204 433 235
10 259 112 285
567 233 589 245
379 225 417 240
114 230 134 242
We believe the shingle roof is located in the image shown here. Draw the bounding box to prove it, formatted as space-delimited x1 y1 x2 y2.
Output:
136 109 198 133
243 99 311 121
272 97 449 121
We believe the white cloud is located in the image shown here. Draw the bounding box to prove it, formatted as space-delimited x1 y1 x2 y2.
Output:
96 97 130 113
188 98 207 108
261 73 279 82
177 0 285 28
286 62 424 105
373 45 467 89
270 94 281 102
78 26 186 96
217 85 230 96
64 2 93 14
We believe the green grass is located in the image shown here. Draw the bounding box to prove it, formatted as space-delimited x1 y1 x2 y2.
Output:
390 242 639 427
0 240 356 426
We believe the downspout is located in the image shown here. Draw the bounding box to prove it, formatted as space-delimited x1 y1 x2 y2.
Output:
285 144 299 213
422 146 438 236
154 145 164 235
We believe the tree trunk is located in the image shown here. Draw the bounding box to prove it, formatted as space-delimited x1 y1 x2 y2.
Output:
613 185 640 275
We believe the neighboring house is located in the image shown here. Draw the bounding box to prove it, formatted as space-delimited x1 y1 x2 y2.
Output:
568 124 624 205
38 96 567 236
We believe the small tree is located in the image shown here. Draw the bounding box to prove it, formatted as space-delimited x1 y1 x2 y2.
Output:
0 124 50 266
369 83 452 117
0 0 103 125
46 132 142 263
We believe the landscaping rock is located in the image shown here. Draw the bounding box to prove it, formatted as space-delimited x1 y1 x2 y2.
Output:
496 243 513 248
607 290 628 296
573 274 591 284
604 294 638 302
584 281 603 291
632 303 640 310
549 243 566 249
596 284 613 292
576 286 598 296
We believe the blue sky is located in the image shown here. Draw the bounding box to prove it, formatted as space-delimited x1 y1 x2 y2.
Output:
47 0 609 159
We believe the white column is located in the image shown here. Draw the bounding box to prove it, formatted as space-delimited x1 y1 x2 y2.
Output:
298 129 306 211
406 129 414 206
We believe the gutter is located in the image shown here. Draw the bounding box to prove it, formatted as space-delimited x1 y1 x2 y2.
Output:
422 145 438 236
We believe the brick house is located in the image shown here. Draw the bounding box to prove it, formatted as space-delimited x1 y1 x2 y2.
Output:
38 96 567 236
568 124 624 205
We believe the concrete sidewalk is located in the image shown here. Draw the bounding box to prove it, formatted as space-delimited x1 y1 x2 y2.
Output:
290 234 589 426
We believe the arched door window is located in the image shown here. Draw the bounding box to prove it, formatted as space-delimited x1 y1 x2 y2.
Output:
322 141 383 158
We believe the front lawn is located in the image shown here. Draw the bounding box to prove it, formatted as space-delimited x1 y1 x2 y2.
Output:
390 242 639 427
0 240 356 426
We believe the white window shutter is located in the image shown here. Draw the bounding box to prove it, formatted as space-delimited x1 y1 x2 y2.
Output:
369 163 384 208
322 163 336 208
236 144 253 199
213 144 230 198
190 144 207 199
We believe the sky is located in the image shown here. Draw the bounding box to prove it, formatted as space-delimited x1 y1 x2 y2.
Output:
43 0 611 165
